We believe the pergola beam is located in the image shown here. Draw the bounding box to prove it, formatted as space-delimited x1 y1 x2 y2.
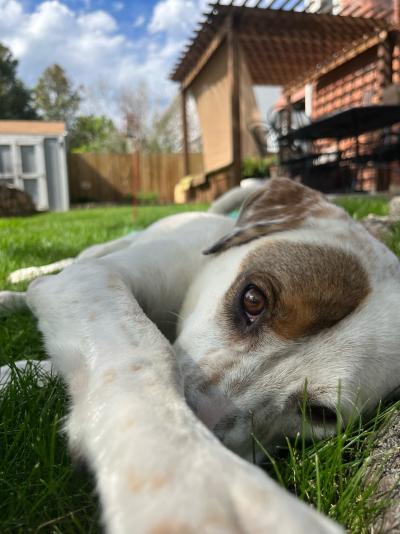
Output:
181 17 230 90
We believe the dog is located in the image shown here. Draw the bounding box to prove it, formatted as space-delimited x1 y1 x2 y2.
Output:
1 177 400 533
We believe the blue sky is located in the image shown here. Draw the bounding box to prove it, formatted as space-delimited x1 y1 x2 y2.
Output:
0 0 209 120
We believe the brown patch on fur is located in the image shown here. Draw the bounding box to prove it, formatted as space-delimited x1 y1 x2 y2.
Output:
121 417 135 430
130 363 143 373
102 369 116 385
150 521 193 534
237 177 336 226
222 241 370 341
127 471 145 493
150 474 169 490
127 471 168 493
205 178 347 254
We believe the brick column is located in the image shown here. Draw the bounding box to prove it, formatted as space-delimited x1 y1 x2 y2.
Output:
377 32 394 102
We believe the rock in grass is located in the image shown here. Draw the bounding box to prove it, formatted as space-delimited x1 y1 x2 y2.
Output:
366 410 400 533
361 197 400 240
389 196 400 219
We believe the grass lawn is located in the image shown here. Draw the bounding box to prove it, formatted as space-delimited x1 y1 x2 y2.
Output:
1 199 399 533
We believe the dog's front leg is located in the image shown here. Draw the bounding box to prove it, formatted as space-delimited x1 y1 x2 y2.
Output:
27 262 341 534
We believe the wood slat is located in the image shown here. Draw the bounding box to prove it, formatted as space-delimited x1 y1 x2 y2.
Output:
68 152 204 204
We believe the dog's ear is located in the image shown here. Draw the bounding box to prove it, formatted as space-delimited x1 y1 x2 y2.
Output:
204 177 343 255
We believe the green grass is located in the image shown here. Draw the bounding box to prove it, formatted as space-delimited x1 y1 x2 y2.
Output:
0 199 399 532
256 400 400 532
334 196 389 220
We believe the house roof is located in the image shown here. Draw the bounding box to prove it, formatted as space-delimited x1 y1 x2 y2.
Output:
170 1 395 91
0 121 66 136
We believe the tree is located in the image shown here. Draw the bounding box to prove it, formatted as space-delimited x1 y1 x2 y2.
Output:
119 82 152 151
68 115 127 153
147 101 179 153
0 43 37 119
146 96 202 154
34 64 81 126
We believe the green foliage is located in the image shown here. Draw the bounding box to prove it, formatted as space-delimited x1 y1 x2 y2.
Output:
385 220 400 257
242 155 278 179
136 191 160 205
334 196 389 220
0 43 37 119
68 115 128 153
33 64 81 126
0 205 208 292
0 368 99 532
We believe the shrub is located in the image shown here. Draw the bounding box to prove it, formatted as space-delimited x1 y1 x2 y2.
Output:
242 155 278 178
136 191 160 205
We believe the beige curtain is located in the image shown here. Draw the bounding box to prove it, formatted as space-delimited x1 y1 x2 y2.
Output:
190 41 261 175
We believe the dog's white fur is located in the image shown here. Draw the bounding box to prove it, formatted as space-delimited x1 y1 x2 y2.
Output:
2 178 400 533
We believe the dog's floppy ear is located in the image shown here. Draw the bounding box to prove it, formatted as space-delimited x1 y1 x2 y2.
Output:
204 177 342 255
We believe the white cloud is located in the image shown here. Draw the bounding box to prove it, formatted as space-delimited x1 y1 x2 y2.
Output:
148 0 206 36
133 14 145 28
0 0 205 122
78 10 117 33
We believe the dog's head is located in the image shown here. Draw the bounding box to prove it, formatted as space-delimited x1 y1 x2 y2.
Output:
175 178 400 457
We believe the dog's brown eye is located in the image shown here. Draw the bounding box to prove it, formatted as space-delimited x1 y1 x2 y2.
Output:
242 286 266 321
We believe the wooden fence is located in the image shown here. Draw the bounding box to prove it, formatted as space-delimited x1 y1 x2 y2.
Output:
68 152 203 203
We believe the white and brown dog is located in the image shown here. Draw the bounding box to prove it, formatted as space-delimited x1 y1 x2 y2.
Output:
1 178 400 533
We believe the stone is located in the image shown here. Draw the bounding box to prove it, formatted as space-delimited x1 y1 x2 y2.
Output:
361 197 400 240
366 410 400 533
361 215 394 241
389 196 400 219
0 184 35 217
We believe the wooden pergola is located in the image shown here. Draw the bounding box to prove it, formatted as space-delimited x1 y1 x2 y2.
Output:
171 0 398 188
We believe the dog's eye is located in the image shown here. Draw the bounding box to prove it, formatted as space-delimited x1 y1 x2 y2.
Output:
242 285 266 322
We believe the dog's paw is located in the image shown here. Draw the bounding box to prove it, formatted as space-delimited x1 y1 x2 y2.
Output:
180 444 343 534
224 454 342 533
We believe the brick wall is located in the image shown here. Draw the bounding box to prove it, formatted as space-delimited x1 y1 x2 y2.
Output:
313 48 379 119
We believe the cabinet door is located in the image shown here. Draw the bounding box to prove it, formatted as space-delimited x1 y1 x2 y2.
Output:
0 144 16 186
17 141 48 210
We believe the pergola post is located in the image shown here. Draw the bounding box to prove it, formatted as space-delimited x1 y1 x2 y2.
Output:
278 94 292 169
228 15 241 187
181 87 190 176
